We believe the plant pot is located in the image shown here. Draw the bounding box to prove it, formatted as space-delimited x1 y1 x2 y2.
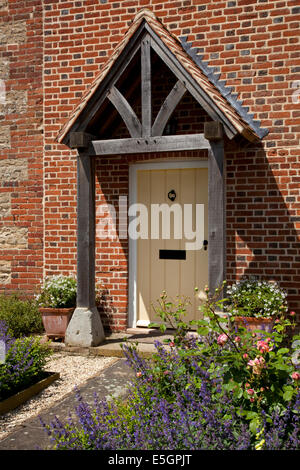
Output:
233 316 274 334
39 307 75 339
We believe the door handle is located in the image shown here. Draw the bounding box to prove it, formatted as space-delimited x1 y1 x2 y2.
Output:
203 240 208 250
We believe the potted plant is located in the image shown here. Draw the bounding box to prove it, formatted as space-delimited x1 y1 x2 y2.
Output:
225 277 288 333
36 275 77 339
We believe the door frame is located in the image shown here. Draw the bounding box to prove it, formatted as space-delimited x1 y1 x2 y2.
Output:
128 159 209 328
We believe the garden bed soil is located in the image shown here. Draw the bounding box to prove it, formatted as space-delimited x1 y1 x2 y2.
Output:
0 372 60 415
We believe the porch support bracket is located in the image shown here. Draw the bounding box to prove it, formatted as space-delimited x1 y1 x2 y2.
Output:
65 149 105 347
205 121 226 293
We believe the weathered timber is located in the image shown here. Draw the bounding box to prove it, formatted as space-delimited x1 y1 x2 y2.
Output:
76 153 96 307
92 134 210 155
65 152 105 347
70 132 92 149
107 85 142 138
146 25 238 140
204 121 223 141
208 134 226 291
63 25 145 142
141 35 152 137
152 80 186 136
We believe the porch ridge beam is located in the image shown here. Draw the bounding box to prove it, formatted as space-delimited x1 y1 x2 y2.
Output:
152 80 186 136
107 85 142 138
141 34 152 137
92 133 210 155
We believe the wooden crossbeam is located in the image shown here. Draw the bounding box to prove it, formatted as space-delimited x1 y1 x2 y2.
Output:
107 85 142 138
152 80 186 136
92 133 210 155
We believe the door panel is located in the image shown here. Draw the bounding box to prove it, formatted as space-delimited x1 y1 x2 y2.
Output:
136 167 208 325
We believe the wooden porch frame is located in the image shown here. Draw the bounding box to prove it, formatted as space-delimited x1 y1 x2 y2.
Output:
73 121 225 322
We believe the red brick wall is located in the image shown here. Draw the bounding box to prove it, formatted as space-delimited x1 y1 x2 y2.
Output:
1 0 300 330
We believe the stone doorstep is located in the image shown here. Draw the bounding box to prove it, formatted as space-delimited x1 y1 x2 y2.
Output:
43 327 177 359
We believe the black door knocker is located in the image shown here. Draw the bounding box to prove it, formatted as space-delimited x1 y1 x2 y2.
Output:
168 189 176 202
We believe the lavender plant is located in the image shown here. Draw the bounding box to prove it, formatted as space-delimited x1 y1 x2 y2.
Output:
40 283 299 451
40 338 299 450
0 320 52 401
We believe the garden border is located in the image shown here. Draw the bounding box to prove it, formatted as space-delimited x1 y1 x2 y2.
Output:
0 372 60 415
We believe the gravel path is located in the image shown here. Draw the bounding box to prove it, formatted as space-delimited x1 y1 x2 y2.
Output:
0 353 117 440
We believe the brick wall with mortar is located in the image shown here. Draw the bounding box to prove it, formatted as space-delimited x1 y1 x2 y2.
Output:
1 0 299 330
0 0 43 294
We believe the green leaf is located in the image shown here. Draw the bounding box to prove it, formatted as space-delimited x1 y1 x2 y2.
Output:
250 419 261 434
193 320 209 327
283 390 294 401
274 363 289 371
245 411 259 420
277 348 289 355
197 327 209 336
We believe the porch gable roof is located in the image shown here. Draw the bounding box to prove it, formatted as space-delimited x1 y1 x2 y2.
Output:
56 8 268 146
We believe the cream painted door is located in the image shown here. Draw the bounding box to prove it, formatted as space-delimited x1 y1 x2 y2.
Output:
137 167 208 325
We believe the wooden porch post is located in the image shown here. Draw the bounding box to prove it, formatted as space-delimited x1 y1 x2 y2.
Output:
205 122 226 292
65 134 105 346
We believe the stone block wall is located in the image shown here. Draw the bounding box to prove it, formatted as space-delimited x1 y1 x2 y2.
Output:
0 0 43 293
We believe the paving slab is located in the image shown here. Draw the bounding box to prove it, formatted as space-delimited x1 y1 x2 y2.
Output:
45 327 175 358
0 359 134 450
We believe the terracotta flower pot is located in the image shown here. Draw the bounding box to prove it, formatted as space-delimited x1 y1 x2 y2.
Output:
233 316 274 334
39 307 75 339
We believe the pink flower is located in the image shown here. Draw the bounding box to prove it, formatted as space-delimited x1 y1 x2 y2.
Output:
234 336 241 343
248 356 265 375
136 371 142 378
247 388 255 396
266 337 271 343
163 370 170 376
217 334 228 346
169 341 175 348
250 397 255 403
245 382 251 388
290 311 296 316
292 372 300 381
257 340 271 353
243 353 249 359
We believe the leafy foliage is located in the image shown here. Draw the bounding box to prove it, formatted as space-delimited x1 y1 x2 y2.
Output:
0 293 43 338
41 282 299 450
0 321 52 401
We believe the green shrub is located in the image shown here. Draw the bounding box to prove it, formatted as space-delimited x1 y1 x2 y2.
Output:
0 321 52 401
0 294 43 338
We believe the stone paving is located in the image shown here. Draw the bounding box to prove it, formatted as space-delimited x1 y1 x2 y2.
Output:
0 328 175 450
0 359 134 450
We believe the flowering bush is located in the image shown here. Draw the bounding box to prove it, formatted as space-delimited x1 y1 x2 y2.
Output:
149 285 300 449
40 284 300 450
41 344 253 450
225 277 288 318
0 321 52 401
36 275 76 308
